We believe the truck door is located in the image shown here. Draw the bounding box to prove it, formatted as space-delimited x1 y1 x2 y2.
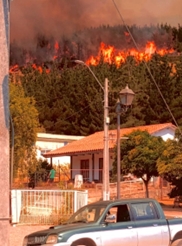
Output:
130 202 164 246
101 204 137 246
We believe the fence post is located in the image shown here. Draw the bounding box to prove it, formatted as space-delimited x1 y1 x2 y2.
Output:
74 190 77 213
11 190 22 224
85 190 88 205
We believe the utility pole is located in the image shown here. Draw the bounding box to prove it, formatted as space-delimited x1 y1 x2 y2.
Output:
0 0 10 245
116 100 121 199
103 78 110 200
74 61 110 201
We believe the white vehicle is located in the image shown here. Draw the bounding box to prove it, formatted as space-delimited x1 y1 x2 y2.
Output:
23 198 182 246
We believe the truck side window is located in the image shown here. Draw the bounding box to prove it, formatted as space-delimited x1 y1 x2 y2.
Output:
107 205 131 223
130 202 157 220
117 204 131 222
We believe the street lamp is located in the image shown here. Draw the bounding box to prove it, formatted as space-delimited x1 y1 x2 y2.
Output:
74 60 110 201
116 85 135 199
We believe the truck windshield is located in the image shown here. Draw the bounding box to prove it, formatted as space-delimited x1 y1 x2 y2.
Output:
67 205 105 224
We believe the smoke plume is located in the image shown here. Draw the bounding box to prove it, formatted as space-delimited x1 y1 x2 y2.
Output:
10 0 181 47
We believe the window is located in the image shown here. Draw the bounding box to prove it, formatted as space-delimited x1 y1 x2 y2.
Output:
68 205 106 224
105 204 131 223
130 202 157 220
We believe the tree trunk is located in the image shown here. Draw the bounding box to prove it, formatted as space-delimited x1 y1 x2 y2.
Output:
143 179 149 198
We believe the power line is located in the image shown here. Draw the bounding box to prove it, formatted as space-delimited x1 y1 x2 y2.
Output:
112 0 182 135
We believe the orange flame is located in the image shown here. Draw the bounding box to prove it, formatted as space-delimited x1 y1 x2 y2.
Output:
9 63 51 75
124 31 130 37
86 41 175 66
53 41 59 60
54 41 59 51
9 64 19 73
32 64 44 73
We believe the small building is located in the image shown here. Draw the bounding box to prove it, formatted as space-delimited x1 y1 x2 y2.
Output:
43 123 176 182
36 133 85 165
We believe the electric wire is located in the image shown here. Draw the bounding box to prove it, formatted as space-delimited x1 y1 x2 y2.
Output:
112 0 182 135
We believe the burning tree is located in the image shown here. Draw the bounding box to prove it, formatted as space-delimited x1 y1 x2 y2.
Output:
8 24 182 137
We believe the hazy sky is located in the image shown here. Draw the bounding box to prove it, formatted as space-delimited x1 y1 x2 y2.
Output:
10 0 181 44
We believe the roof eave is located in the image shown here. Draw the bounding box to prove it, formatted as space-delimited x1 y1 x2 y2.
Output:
43 147 114 158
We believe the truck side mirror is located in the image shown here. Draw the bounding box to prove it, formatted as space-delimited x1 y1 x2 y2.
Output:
105 214 116 223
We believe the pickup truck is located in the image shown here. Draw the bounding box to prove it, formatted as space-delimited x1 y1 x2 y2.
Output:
22 198 182 246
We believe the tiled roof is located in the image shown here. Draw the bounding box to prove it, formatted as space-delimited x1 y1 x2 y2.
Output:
43 123 176 157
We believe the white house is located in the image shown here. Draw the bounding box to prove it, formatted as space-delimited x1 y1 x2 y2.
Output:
36 133 84 165
43 123 176 182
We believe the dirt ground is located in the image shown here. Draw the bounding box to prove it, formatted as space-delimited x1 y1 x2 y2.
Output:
10 224 50 246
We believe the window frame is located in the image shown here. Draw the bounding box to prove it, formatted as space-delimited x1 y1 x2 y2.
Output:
129 202 159 221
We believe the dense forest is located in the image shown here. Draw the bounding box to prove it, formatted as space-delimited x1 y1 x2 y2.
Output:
10 24 182 136
10 23 182 66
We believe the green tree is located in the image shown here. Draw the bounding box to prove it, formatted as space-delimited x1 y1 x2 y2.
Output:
9 81 40 179
15 40 182 137
157 139 182 182
113 130 165 197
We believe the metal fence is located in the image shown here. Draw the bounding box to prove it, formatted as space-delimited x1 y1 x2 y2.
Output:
11 189 88 225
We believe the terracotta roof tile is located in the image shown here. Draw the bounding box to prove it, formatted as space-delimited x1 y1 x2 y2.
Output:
44 123 176 157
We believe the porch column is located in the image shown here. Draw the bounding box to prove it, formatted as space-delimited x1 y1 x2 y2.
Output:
92 153 95 182
70 156 73 180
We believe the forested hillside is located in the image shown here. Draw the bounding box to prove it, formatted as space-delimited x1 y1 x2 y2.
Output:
10 24 182 136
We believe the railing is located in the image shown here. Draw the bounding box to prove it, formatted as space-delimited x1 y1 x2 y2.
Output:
11 189 88 225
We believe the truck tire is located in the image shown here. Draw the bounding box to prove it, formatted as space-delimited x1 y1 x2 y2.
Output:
71 238 96 246
172 239 182 246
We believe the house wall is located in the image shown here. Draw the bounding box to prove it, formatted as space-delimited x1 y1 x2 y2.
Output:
35 133 84 165
72 152 113 182
36 140 66 152
36 140 70 165
71 127 175 183
151 128 175 140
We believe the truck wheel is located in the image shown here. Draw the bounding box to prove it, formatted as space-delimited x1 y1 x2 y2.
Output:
172 239 182 246
71 238 96 246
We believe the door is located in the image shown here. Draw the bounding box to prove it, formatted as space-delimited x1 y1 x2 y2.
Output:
80 160 89 182
130 202 163 246
101 204 137 246
99 158 103 183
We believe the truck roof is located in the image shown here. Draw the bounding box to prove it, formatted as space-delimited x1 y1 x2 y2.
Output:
89 198 157 206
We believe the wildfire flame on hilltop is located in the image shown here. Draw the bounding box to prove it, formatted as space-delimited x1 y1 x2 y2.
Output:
10 40 60 74
9 40 175 74
86 41 175 66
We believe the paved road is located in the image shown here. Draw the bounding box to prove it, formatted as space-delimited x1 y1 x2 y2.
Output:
9 206 182 246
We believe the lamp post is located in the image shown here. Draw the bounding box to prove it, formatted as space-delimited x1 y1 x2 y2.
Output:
116 85 135 199
74 60 110 201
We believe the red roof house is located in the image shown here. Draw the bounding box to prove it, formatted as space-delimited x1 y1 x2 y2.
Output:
44 123 176 183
